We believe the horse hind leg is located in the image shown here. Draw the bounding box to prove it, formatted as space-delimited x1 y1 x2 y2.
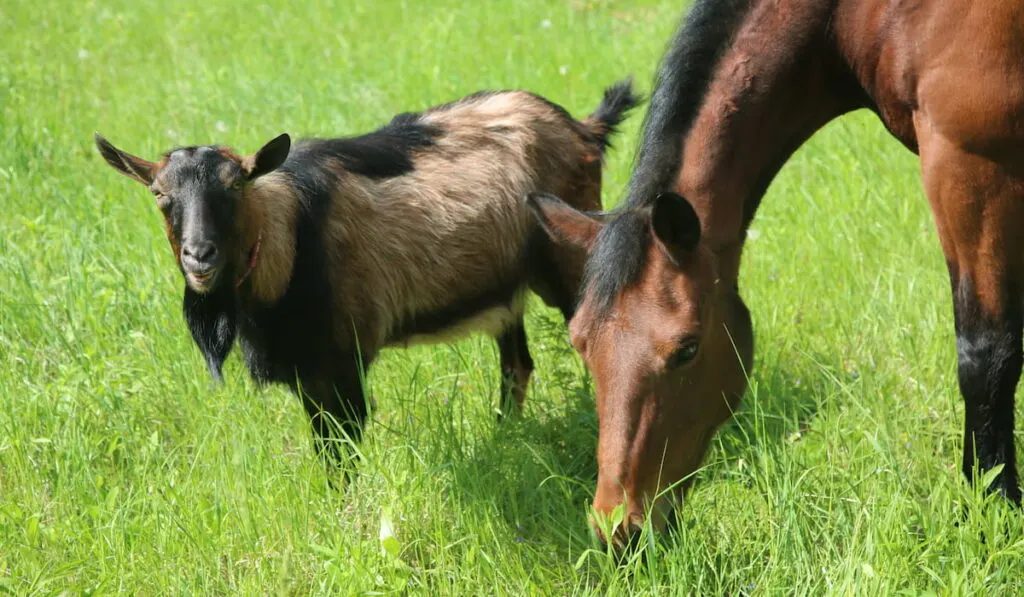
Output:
918 119 1024 504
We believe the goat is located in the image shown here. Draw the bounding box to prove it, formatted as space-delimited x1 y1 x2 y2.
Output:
94 78 640 462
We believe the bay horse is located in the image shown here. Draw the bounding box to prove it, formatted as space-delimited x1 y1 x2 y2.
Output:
529 0 1024 545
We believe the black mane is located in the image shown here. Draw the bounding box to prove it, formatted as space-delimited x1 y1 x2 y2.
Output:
584 0 752 313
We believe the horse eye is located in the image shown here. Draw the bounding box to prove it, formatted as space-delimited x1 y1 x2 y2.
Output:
667 340 700 369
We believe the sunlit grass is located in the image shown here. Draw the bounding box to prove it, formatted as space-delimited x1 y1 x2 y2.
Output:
2 0 1023 594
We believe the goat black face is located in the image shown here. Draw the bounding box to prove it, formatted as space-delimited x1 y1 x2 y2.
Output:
154 147 244 292
94 133 292 293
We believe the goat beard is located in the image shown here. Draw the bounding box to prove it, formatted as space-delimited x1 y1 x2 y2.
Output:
182 265 238 383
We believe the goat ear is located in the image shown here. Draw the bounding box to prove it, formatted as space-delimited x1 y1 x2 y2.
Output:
650 191 701 265
243 133 291 180
94 133 157 185
526 192 602 250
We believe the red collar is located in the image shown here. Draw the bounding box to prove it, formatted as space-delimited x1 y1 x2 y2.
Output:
235 231 262 289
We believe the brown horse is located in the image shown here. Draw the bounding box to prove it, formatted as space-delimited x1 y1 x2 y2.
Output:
530 0 1024 545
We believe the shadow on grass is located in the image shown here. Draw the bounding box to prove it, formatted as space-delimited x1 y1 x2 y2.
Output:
438 313 846 558
707 348 839 476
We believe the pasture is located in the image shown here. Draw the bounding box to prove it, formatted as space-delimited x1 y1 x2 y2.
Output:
2 0 1023 593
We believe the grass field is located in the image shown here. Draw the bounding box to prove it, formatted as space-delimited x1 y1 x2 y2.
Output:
3 0 1024 594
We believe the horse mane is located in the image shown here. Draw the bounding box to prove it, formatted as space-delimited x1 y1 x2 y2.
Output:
584 0 753 314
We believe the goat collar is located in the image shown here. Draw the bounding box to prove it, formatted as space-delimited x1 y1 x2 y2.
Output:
235 230 262 289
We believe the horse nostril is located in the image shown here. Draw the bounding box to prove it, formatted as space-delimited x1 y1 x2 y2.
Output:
182 241 218 267
622 523 644 552
594 522 645 560
592 515 645 554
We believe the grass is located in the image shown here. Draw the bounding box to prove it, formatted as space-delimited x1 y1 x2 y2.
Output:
2 0 1023 594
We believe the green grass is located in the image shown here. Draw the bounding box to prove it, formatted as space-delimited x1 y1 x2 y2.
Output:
2 0 1023 594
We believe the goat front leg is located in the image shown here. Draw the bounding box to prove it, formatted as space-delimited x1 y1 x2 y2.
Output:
295 355 370 476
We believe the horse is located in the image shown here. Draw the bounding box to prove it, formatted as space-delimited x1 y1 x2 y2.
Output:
528 0 1024 545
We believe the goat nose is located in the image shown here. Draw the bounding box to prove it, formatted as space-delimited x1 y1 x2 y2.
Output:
182 241 218 267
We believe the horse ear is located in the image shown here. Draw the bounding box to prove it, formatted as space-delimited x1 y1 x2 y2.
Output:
243 133 291 180
526 192 602 250
650 191 701 264
94 133 157 185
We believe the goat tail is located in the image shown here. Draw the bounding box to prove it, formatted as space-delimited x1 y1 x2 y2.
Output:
583 76 643 153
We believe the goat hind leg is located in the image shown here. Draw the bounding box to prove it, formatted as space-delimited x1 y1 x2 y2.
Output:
496 319 534 421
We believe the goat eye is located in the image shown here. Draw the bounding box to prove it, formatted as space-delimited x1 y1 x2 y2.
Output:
667 340 700 369
155 194 171 211
231 179 244 191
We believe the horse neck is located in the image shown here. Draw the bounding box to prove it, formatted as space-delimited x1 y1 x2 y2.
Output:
671 0 865 283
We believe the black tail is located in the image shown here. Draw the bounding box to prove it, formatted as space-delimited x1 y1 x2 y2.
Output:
586 76 643 152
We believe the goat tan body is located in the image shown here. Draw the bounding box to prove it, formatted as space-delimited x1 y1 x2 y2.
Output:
247 91 608 355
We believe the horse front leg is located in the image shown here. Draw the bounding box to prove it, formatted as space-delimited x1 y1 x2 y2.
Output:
917 117 1023 504
953 282 1022 503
